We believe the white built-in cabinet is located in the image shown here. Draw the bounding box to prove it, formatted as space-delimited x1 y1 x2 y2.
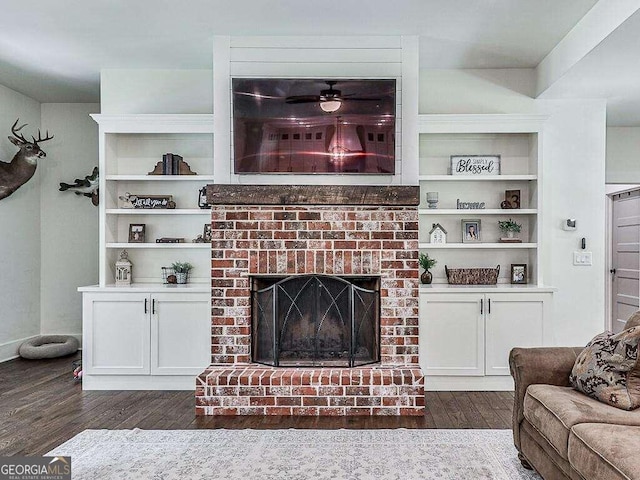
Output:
417 115 555 390
81 289 211 390
79 115 215 390
420 291 552 380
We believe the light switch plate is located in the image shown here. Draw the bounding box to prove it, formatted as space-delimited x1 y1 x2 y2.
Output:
573 251 593 266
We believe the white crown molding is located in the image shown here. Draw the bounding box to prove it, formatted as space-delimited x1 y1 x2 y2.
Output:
418 114 549 134
90 114 215 133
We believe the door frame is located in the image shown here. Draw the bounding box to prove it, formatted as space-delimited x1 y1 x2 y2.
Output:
605 185 640 330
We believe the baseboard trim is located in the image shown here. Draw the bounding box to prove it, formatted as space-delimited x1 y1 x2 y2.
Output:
425 375 514 391
0 335 39 363
82 374 196 391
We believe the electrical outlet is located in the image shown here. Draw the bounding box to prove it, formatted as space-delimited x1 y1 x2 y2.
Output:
573 251 593 266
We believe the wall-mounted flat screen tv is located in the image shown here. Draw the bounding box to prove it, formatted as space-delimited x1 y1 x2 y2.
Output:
232 78 396 174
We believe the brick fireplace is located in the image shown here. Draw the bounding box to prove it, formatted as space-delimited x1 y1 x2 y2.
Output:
196 185 424 416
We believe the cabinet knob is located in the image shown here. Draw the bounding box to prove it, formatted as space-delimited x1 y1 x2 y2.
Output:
144 298 148 314
480 298 483 315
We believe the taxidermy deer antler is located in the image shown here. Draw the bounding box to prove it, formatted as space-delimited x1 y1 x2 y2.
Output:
0 119 54 200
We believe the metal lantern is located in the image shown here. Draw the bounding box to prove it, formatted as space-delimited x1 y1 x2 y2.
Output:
115 250 132 286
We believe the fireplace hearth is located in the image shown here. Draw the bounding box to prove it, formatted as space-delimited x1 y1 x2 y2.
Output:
252 275 380 368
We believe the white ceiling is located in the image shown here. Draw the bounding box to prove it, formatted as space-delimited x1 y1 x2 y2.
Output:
5 0 640 126
537 8 640 126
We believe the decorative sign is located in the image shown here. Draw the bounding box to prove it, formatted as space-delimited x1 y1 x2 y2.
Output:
501 189 521 209
451 155 500 176
119 192 176 209
456 199 486 209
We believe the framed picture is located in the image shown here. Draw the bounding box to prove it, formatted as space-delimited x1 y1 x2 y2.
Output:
451 155 501 176
128 224 146 243
511 264 527 284
203 223 212 242
504 190 521 209
461 219 481 243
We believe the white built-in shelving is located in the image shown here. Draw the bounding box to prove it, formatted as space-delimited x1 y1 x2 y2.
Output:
92 114 215 286
417 114 547 286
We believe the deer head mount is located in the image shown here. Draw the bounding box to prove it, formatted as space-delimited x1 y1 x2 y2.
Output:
0 119 54 201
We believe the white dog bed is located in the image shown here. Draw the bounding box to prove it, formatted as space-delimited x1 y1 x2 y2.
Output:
19 335 79 359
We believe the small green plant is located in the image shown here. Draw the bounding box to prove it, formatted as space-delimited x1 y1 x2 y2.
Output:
171 262 193 273
498 219 522 233
419 253 437 271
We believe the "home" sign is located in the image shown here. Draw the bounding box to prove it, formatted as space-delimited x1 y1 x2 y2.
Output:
451 155 501 176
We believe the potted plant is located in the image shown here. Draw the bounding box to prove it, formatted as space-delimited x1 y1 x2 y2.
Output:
498 219 522 239
171 262 193 284
419 253 437 285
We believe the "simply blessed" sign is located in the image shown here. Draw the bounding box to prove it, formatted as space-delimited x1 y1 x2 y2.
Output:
451 155 501 176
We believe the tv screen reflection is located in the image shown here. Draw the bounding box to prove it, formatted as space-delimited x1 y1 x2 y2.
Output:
232 79 396 174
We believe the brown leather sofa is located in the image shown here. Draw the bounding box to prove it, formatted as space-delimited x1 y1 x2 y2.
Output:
509 315 640 480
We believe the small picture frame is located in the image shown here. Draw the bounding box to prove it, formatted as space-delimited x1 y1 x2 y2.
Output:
461 219 481 243
511 264 527 284
203 223 212 242
504 190 521 209
128 224 146 243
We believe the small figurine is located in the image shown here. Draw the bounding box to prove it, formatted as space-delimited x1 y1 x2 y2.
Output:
118 192 137 209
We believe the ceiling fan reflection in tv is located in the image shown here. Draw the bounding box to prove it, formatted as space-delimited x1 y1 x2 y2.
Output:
232 78 396 175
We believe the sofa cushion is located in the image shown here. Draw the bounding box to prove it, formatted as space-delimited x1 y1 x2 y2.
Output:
570 326 640 410
625 310 640 330
569 423 640 480
523 384 640 459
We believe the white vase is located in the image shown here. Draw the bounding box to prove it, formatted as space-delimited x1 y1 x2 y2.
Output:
507 231 515 239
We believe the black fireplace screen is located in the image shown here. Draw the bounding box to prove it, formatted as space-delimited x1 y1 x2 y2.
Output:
252 275 380 367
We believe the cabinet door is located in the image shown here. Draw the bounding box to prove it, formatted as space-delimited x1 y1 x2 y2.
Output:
485 293 550 376
83 293 150 375
150 293 211 375
420 293 485 376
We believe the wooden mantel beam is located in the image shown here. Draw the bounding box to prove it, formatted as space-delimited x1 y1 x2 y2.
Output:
206 185 420 206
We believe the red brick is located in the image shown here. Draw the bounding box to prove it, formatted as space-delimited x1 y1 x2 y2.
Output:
266 407 293 415
276 396 302 406
303 396 329 407
291 407 319 416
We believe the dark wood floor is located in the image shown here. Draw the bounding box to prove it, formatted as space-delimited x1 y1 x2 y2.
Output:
0 354 514 456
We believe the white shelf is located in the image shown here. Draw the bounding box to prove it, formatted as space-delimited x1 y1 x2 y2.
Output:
106 243 210 249
106 209 210 215
419 209 537 215
105 175 214 181
419 242 537 249
418 175 537 181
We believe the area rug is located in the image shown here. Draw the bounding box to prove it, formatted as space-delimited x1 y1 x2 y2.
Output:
47 429 540 480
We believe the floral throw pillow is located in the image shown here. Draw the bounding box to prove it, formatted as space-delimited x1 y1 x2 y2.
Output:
569 326 640 410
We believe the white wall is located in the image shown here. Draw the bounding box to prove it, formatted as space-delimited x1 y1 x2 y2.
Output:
0 84 42 360
40 104 99 339
606 127 640 184
101 70 213 114
421 69 607 346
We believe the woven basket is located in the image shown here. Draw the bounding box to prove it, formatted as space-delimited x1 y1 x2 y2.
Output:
445 265 500 285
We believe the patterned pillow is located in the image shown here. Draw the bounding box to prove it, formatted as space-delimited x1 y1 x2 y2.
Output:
569 326 640 410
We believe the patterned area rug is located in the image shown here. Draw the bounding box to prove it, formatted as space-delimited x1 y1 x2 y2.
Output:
48 429 540 480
